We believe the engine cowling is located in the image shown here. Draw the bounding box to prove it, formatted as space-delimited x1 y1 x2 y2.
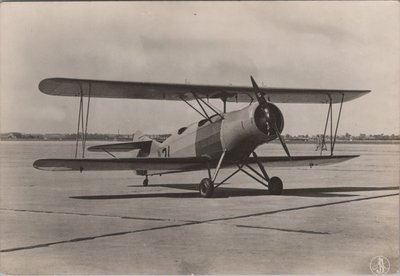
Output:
220 102 285 159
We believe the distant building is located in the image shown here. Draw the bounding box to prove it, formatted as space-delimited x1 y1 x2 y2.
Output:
0 132 22 140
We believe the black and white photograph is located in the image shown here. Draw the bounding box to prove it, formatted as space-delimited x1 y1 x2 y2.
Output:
0 1 399 274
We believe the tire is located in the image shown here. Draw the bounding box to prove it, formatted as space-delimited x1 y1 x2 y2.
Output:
143 178 149 187
199 178 214 198
269 176 283 195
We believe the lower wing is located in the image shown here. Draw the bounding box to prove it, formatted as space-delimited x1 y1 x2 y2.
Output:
33 157 210 171
243 155 358 168
33 155 358 172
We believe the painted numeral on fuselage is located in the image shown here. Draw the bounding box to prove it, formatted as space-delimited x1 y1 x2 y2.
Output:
161 146 171 157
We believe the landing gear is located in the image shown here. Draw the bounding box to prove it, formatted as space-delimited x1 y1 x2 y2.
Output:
142 177 149 187
197 151 284 197
199 178 214 198
198 150 226 198
268 176 283 195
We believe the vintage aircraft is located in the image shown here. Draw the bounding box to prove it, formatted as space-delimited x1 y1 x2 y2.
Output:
33 76 370 197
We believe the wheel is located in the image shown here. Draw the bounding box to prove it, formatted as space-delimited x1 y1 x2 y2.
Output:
143 178 149 187
199 178 214 198
268 176 283 195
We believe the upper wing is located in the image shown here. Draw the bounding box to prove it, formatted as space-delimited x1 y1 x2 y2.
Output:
33 155 358 172
39 78 370 104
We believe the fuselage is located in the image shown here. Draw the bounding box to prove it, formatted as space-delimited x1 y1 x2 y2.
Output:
147 102 284 162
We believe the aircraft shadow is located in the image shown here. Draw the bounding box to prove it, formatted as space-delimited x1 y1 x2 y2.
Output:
70 184 399 200
283 186 399 197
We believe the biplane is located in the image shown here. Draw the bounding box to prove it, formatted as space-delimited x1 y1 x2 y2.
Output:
33 76 370 197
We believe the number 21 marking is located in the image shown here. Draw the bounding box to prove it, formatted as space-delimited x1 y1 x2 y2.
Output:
161 146 170 157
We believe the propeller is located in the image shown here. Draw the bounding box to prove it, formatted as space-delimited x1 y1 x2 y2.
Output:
250 76 291 159
250 76 268 108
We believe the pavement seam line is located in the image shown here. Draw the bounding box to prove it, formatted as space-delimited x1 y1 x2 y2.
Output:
1 192 397 253
0 208 194 223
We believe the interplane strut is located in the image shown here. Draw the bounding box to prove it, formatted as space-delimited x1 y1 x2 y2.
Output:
319 94 344 156
74 83 91 159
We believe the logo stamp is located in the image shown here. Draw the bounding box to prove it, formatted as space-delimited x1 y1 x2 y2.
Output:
370 256 390 275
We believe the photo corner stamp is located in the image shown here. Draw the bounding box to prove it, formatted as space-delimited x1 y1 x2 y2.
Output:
370 256 390 275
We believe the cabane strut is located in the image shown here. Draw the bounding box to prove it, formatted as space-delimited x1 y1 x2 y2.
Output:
180 93 225 122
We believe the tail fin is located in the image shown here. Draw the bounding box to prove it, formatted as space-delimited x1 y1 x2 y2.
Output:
132 130 150 142
133 130 161 157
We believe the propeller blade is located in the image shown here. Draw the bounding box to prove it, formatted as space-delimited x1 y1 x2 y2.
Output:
274 123 291 159
251 76 290 159
250 76 268 107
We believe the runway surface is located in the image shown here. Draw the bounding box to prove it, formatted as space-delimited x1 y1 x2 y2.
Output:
0 142 398 274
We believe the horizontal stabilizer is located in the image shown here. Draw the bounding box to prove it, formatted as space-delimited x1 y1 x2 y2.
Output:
33 155 358 172
87 141 152 152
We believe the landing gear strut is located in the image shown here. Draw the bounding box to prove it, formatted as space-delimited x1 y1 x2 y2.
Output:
251 152 283 195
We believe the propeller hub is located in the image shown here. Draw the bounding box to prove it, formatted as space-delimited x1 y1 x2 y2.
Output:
254 103 284 138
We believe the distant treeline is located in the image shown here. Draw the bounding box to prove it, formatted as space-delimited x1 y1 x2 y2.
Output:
1 132 399 143
0 132 171 143
284 133 400 142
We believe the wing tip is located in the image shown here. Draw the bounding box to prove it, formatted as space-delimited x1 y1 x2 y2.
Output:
33 158 76 171
38 78 60 94
39 77 80 96
33 159 51 171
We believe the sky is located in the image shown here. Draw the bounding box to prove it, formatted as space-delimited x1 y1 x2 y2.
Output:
1 1 399 136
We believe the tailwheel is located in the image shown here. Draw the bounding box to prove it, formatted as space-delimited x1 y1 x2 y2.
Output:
143 177 149 187
199 178 214 198
268 176 283 195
